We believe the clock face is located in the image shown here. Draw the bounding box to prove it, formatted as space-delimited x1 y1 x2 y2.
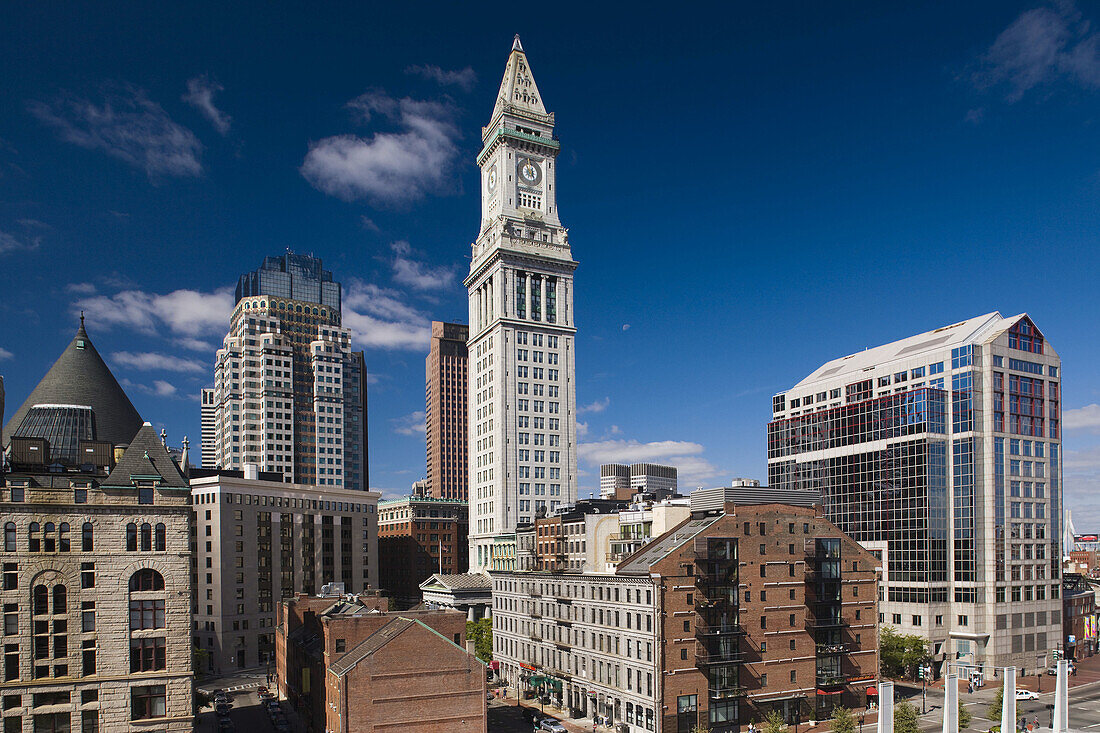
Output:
518 157 543 186
487 165 498 193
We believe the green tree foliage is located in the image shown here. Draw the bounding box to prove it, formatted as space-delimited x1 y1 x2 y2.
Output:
466 618 493 662
894 700 921 733
831 707 856 733
691 725 711 733
958 700 973 730
762 710 789 733
988 683 1005 721
880 626 929 679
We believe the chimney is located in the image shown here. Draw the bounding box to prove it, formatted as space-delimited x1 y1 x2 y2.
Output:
244 463 259 480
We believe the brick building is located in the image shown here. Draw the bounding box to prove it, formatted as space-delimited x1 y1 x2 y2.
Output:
426 321 469 501
377 490 468 607
275 592 484 732
492 501 880 732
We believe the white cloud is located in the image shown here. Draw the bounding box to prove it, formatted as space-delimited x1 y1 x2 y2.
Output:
0 229 41 255
405 64 477 91
577 421 589 438
76 286 233 339
152 380 178 397
1064 444 1100 528
65 282 97 295
577 438 724 487
0 347 12 361
622 324 631 331
1065 404 1100 433
390 240 456 291
578 397 610 414
119 377 181 399
183 76 231 135
975 2 1100 101
360 215 380 232
392 411 426 436
300 90 460 206
29 84 202 178
342 280 432 350
111 351 207 374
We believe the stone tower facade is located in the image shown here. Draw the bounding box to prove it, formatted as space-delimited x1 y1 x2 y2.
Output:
467 36 578 571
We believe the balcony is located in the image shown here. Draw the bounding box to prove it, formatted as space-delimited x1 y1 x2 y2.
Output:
555 641 571 651
530 610 542 619
555 596 572 605
816 673 846 687
816 643 850 655
805 617 848 630
708 685 746 700
555 618 572 627
529 633 542 642
696 650 745 666
695 621 746 638
528 589 542 598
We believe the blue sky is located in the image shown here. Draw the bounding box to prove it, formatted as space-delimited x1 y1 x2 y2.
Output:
2 2 1100 520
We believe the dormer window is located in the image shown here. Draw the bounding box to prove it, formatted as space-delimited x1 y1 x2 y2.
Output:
138 488 154 506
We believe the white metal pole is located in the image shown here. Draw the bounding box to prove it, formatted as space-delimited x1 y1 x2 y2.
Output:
1001 667 1016 733
877 681 893 733
943 673 959 733
1054 659 1069 733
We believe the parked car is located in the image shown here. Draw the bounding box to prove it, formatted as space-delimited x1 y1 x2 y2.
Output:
1015 689 1039 701
1047 666 1059 675
214 703 231 717
537 719 567 733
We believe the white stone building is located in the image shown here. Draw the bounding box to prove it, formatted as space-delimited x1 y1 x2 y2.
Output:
467 36 579 571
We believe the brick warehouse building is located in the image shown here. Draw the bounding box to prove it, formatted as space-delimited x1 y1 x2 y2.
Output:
491 501 879 732
377 489 468 608
275 592 484 732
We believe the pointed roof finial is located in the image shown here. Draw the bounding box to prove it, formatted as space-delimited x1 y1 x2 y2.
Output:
80 311 85 328
512 34 523 52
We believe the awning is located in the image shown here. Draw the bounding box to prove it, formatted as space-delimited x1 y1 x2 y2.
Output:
866 687 878 696
816 689 844 696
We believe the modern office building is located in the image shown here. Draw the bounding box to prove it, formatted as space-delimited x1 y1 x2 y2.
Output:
466 36 579 571
426 321 469 500
2 331 194 733
377 487 469 607
211 253 368 490
768 312 1062 677
189 469 380 674
491 502 880 731
4 317 143 459
600 464 678 500
200 388 217 469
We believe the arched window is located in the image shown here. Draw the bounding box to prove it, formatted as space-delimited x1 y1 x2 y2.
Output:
52 585 66 614
33 585 48 615
140 523 152 552
82 523 93 552
59 523 70 552
129 569 164 592
4 523 15 552
126 523 137 551
154 524 166 552
43 522 55 553
28 522 40 552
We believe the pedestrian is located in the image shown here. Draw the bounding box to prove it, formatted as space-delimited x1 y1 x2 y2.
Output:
1034 717 1039 730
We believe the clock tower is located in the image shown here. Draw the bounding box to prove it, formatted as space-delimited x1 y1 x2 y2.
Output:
466 35 578 572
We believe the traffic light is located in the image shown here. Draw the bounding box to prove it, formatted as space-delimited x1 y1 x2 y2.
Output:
1052 650 1061 661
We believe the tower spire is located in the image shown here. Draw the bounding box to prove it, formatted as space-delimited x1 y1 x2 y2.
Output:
490 34 549 125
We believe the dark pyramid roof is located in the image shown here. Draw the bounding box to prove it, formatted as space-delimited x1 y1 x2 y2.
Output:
104 422 189 488
4 318 144 449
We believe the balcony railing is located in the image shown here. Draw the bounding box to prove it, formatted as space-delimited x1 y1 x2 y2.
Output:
695 621 746 637
530 610 542 619
695 650 745 666
708 685 746 700
816 643 850 655
816 673 846 687
805 617 848 630
528 589 542 598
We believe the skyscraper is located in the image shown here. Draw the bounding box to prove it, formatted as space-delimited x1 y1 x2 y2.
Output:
200 387 217 469
466 36 579 571
426 321 469 500
600 463 678 500
212 253 368 490
768 312 1062 676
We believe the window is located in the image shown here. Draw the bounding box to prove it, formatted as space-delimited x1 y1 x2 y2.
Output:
129 569 164 592
129 600 165 630
154 524 166 552
139 524 151 552
138 488 154 505
126 524 137 552
130 685 166 720
130 638 166 672
3 524 13 553
81 524 93 552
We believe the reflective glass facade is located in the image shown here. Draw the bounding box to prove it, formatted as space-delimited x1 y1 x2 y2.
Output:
13 405 95 465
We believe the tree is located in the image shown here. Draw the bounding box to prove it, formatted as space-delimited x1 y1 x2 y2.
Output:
880 626 929 679
988 683 1005 721
958 700 973 730
894 700 921 733
691 725 711 733
466 618 493 663
831 707 856 733
762 710 788 733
